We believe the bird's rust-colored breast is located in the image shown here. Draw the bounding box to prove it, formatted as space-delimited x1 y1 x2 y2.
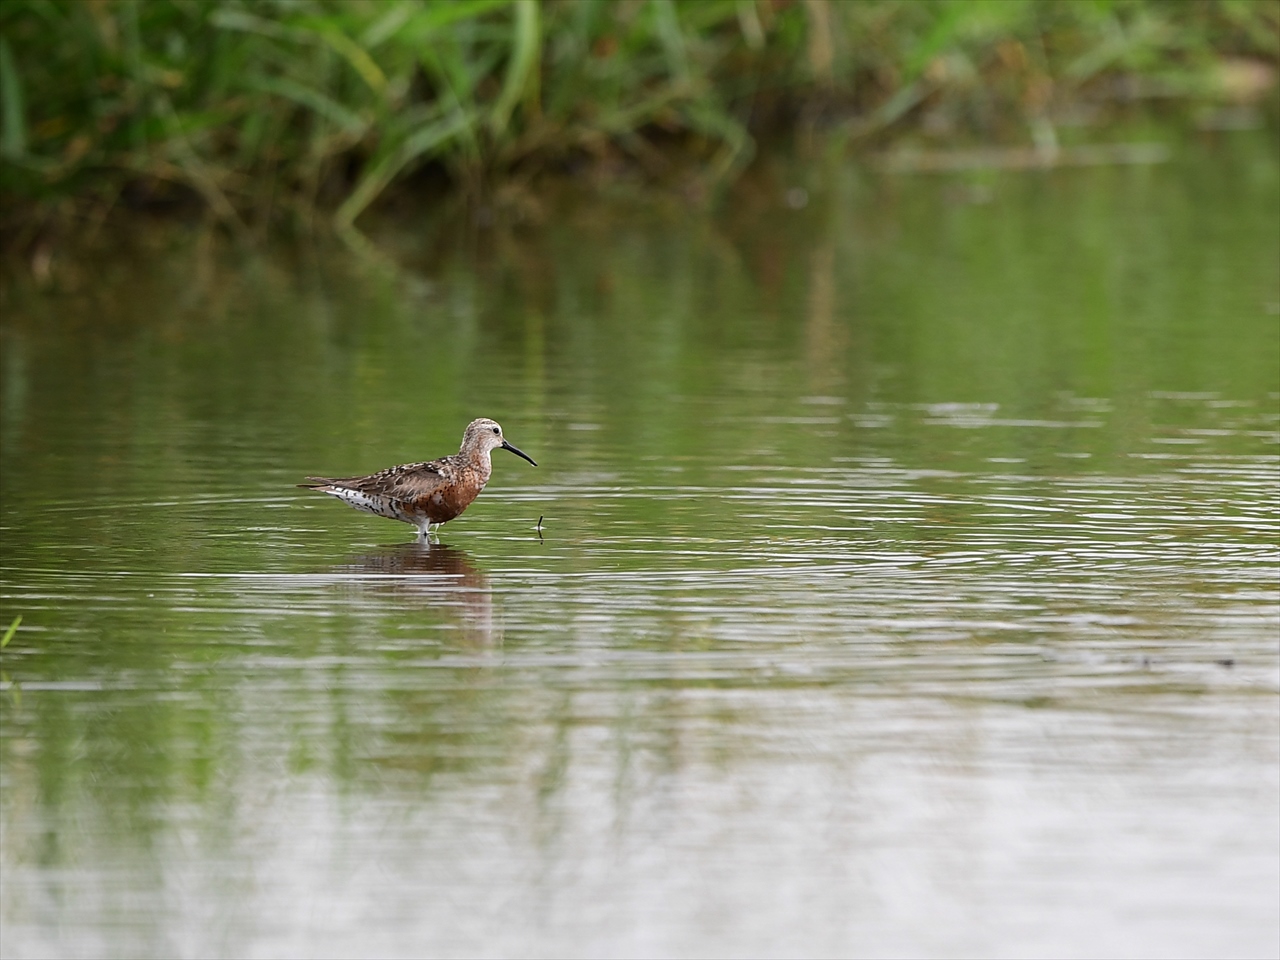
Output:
412 467 486 523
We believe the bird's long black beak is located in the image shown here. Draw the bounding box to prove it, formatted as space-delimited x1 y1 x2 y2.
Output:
502 440 537 466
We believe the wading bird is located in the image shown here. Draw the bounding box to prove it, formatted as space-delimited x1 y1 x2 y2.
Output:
299 418 536 539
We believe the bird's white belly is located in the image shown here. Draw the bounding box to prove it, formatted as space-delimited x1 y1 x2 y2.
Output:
326 488 412 522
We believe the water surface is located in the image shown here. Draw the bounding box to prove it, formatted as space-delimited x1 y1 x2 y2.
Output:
1 133 1278 959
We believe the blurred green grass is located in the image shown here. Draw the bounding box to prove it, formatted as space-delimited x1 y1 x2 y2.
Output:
1 0 1276 241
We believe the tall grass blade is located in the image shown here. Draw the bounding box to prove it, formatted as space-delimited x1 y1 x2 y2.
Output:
652 0 692 85
316 28 388 95
397 0 514 43
361 3 415 48
490 0 540 137
249 76 368 135
208 9 314 44
336 110 475 228
0 37 27 158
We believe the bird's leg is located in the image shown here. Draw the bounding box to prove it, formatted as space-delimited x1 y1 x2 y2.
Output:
416 520 431 541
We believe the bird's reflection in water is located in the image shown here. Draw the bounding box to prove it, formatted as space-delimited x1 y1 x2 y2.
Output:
333 543 499 648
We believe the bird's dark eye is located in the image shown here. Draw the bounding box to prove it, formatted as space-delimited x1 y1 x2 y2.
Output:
492 427 500 434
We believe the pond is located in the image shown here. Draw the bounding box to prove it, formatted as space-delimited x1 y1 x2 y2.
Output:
1 132 1278 958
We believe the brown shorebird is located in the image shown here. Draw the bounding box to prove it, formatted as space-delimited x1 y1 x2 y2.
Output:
299 418 536 539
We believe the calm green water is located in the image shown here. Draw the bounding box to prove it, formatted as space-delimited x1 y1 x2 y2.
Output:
2 133 1278 959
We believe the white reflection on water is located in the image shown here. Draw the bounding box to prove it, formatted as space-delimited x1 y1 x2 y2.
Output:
3 684 1274 959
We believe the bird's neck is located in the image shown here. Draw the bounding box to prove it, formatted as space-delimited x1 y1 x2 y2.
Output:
461 449 493 483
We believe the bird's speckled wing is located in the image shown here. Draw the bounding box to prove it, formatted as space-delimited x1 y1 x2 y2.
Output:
304 455 459 502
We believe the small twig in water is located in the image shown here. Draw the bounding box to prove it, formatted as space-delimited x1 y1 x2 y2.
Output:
0 615 20 649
